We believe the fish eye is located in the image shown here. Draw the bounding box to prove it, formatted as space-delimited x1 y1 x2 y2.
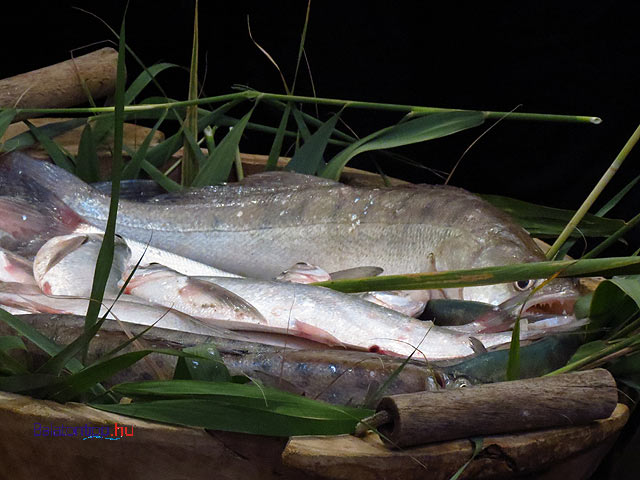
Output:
514 279 535 291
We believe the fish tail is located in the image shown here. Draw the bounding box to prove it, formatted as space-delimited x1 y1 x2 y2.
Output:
0 152 89 254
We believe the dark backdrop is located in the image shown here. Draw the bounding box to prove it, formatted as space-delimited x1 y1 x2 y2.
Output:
4 2 640 227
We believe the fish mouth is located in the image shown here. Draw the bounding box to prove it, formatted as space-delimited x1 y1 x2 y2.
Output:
519 293 578 317
474 291 580 334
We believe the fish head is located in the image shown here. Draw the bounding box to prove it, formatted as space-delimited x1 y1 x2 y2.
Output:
33 233 131 296
459 231 582 318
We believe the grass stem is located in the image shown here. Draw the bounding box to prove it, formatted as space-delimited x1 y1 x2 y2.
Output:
546 124 640 260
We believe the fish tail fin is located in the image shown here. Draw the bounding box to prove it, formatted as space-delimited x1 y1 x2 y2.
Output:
0 152 89 255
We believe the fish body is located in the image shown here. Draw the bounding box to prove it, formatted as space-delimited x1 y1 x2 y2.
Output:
0 152 579 308
0 282 229 337
124 264 539 360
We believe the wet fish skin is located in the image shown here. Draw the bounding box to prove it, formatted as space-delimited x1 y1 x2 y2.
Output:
0 152 579 307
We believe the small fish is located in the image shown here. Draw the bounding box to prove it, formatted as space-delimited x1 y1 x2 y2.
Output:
33 233 131 296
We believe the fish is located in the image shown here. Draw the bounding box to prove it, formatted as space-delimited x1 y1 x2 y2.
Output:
0 282 234 338
33 233 131 296
0 152 580 315
0 313 471 405
276 262 427 316
121 264 556 361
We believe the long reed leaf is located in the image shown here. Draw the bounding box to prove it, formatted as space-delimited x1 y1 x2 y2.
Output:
483 195 624 238
320 112 484 180
314 257 640 293
124 63 178 105
192 106 256 186
286 111 341 174
24 120 75 172
75 123 100 182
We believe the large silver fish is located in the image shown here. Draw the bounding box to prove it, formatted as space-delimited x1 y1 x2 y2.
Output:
0 152 579 312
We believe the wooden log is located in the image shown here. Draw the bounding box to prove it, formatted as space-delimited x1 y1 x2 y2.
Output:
0 48 118 120
283 404 629 480
372 369 617 448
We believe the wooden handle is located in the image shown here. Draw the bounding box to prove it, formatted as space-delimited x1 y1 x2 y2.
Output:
374 369 618 448
0 47 118 120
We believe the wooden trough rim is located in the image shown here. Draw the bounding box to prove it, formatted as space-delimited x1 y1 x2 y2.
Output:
0 390 629 480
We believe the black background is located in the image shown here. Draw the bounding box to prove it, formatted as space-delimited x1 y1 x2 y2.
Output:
4 2 640 231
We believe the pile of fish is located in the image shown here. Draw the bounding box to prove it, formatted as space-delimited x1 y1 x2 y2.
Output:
0 152 587 400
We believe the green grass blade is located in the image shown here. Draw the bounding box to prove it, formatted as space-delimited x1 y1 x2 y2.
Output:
177 344 231 382
596 174 640 217
24 120 76 172
124 63 178 105
290 0 311 93
36 317 107 376
291 104 312 142
0 335 28 375
313 257 640 293
182 0 200 186
285 111 341 174
546 123 640 259
2 117 87 152
83 12 128 347
0 351 29 375
75 122 100 182
139 159 182 192
192 106 256 186
266 102 292 170
320 111 484 180
50 350 152 403
92 397 369 437
506 318 521 381
482 194 624 238
588 275 640 338
121 109 168 179
0 108 17 150
0 373 61 394
0 335 26 352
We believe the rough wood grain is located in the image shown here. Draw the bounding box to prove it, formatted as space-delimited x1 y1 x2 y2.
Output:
375 369 617 448
0 48 118 121
283 403 629 480
0 391 313 480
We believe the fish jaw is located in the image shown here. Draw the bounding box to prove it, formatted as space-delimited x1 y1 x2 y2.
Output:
469 280 582 334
